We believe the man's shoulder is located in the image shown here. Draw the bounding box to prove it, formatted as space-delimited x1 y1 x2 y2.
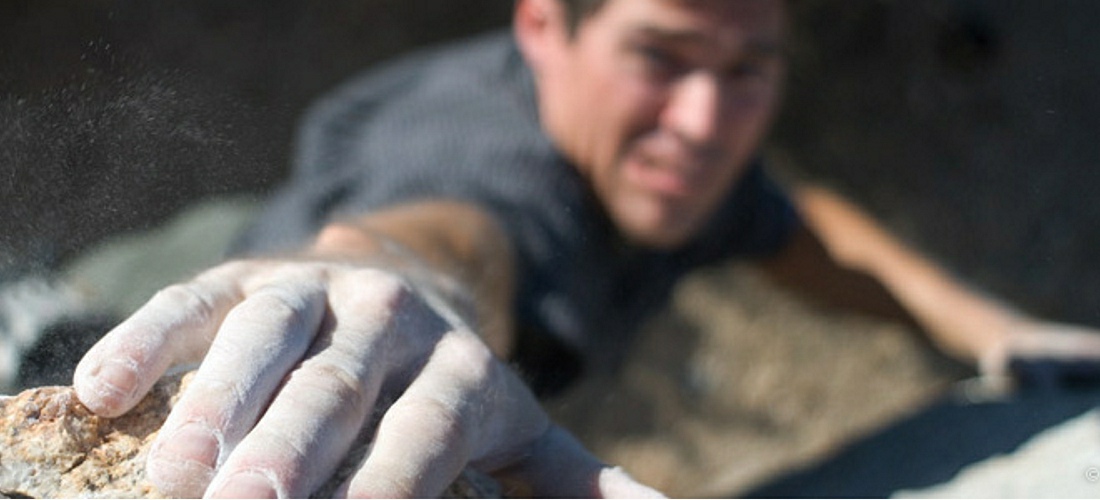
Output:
293 28 542 178
315 29 519 112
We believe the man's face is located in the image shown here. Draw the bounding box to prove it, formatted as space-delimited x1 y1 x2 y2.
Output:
520 0 787 249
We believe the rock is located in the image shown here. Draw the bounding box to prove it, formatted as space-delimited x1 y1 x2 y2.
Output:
0 372 500 498
0 376 177 498
893 410 1100 498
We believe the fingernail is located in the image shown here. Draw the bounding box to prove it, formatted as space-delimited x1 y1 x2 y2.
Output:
208 471 279 499
82 361 138 413
147 423 219 497
154 422 221 465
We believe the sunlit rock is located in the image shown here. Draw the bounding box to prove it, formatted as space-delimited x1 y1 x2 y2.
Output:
0 372 499 498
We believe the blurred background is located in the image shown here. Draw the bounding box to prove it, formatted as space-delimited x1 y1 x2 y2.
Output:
4 0 1099 323
2 0 1099 497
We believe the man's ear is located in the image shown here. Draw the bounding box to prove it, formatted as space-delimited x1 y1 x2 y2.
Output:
514 0 570 72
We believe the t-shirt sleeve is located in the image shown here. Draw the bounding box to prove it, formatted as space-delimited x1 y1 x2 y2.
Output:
231 35 567 261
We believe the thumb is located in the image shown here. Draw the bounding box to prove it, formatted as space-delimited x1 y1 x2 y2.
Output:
967 336 1016 400
492 425 664 498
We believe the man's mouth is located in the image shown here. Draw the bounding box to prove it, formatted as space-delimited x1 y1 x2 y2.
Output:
623 142 713 200
624 157 699 199
622 133 724 200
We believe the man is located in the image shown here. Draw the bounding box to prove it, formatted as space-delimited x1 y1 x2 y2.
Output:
73 0 1100 497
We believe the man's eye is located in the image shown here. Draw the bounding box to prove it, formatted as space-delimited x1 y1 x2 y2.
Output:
728 62 765 79
639 46 671 64
634 45 683 77
728 56 783 83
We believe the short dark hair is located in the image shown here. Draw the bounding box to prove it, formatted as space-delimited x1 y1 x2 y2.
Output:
557 0 794 34
558 0 607 34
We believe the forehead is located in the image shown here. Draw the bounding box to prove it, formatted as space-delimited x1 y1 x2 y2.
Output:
585 0 788 49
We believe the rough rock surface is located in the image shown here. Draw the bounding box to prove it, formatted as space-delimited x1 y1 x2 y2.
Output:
0 378 177 498
0 373 499 498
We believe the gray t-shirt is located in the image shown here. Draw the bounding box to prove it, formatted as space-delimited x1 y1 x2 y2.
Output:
234 31 800 395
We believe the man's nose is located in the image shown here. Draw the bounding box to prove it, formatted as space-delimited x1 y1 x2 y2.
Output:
662 72 722 145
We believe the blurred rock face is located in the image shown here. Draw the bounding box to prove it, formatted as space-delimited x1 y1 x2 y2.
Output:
774 0 1100 325
0 0 514 278
2 0 1097 319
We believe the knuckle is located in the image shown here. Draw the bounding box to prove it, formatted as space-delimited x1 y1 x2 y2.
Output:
209 258 255 275
247 290 307 324
436 333 496 382
203 259 253 281
294 359 370 414
229 286 322 333
394 394 469 449
153 283 217 324
342 269 415 310
245 428 310 464
181 378 249 425
347 474 416 499
334 269 423 333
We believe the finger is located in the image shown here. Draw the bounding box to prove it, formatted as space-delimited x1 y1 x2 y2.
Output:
146 278 328 497
202 339 389 499
445 329 661 498
344 330 661 498
341 333 501 498
203 271 431 498
1012 323 1100 359
976 337 1015 396
496 426 665 499
597 466 667 499
73 261 252 417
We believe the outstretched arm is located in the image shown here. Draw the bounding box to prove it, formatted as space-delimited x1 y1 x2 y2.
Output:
762 185 1100 388
309 200 517 356
74 199 661 498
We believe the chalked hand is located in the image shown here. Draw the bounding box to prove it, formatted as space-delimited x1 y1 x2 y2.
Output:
73 259 662 498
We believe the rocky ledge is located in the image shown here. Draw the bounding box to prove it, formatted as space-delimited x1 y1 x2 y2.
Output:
0 373 498 498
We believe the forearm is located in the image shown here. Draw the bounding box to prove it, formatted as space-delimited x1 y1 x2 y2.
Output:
792 186 1020 366
308 200 517 357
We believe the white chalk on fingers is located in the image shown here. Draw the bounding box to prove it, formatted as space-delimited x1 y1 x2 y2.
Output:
599 466 666 499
